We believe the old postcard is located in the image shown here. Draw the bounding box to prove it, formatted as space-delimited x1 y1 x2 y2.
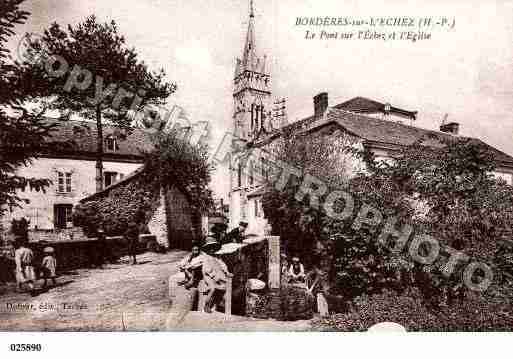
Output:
1 0 512 339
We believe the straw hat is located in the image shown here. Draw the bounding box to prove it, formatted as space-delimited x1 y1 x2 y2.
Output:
202 236 221 251
43 246 54 254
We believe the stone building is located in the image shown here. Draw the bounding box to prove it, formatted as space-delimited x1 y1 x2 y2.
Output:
228 3 513 236
78 167 201 249
0 119 151 239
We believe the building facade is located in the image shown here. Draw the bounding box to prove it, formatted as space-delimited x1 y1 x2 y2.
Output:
1 120 151 237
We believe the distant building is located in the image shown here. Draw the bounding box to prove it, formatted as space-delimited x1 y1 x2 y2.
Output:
228 2 513 236
1 120 151 234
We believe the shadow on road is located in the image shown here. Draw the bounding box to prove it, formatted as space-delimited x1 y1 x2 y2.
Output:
33 280 74 296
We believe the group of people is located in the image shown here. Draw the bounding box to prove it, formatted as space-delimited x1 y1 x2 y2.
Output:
281 254 330 317
176 236 230 313
13 237 57 295
213 220 248 245
95 221 140 267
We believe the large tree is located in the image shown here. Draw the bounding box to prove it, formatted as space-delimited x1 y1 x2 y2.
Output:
142 128 215 214
261 132 357 261
0 0 65 216
263 132 513 305
21 15 176 191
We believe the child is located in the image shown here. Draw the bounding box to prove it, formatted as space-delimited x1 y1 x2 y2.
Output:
14 238 36 294
41 247 57 288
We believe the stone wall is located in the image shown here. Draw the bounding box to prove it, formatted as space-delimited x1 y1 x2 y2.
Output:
164 186 196 250
217 238 269 315
147 191 168 247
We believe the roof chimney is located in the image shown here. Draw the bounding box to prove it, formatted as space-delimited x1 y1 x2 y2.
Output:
439 122 459 135
313 92 328 117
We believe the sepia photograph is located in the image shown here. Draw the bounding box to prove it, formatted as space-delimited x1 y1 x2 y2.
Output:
0 0 512 344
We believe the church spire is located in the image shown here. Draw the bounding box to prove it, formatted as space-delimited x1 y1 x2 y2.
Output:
242 0 257 71
233 0 272 142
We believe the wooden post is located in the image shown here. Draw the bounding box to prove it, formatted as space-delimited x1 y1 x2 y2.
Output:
267 236 280 289
225 273 233 315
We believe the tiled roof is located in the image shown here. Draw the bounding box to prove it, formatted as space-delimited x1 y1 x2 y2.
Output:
326 108 513 165
334 96 417 119
43 118 154 160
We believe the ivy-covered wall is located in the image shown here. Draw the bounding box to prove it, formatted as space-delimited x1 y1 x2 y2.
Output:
74 171 200 249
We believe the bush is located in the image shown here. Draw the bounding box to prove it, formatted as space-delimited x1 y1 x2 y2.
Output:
311 288 513 331
73 179 159 237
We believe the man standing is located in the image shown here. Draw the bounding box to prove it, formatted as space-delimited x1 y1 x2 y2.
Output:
96 227 107 267
125 222 139 265
225 221 248 244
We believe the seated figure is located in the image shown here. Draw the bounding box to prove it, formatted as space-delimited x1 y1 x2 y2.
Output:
198 237 231 313
288 257 306 287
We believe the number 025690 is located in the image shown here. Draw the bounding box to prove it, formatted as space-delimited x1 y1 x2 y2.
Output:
9 344 42 352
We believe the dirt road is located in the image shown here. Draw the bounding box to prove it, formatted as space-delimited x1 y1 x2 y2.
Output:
0 251 187 331
0 250 311 331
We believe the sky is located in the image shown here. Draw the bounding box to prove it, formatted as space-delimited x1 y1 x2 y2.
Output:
7 0 513 200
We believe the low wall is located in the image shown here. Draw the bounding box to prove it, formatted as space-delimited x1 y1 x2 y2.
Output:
212 236 314 319
216 237 269 315
0 234 157 283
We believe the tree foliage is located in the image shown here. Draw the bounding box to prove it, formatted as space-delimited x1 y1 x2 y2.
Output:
20 15 176 191
0 0 66 215
72 179 160 237
261 132 358 262
142 129 215 213
350 136 513 304
263 131 513 305
73 128 214 237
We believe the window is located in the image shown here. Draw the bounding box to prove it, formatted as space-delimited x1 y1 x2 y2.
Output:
249 161 254 186
261 157 267 180
57 172 72 193
254 199 259 217
105 135 118 151
237 163 242 187
54 204 73 229
104 171 118 187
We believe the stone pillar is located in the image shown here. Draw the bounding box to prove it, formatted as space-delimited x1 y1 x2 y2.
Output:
267 236 280 289
225 273 233 315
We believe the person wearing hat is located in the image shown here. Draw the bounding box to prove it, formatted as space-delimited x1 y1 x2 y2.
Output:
125 222 140 265
199 236 230 313
96 227 107 267
41 246 57 288
14 237 36 294
211 222 228 245
280 253 290 284
178 242 206 290
288 256 306 286
225 221 248 244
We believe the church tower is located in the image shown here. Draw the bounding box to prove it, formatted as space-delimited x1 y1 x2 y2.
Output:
233 0 272 142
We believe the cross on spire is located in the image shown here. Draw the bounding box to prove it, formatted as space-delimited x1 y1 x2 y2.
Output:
250 0 255 18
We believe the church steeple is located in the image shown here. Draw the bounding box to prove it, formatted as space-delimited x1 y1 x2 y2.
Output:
241 0 257 73
233 0 274 142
